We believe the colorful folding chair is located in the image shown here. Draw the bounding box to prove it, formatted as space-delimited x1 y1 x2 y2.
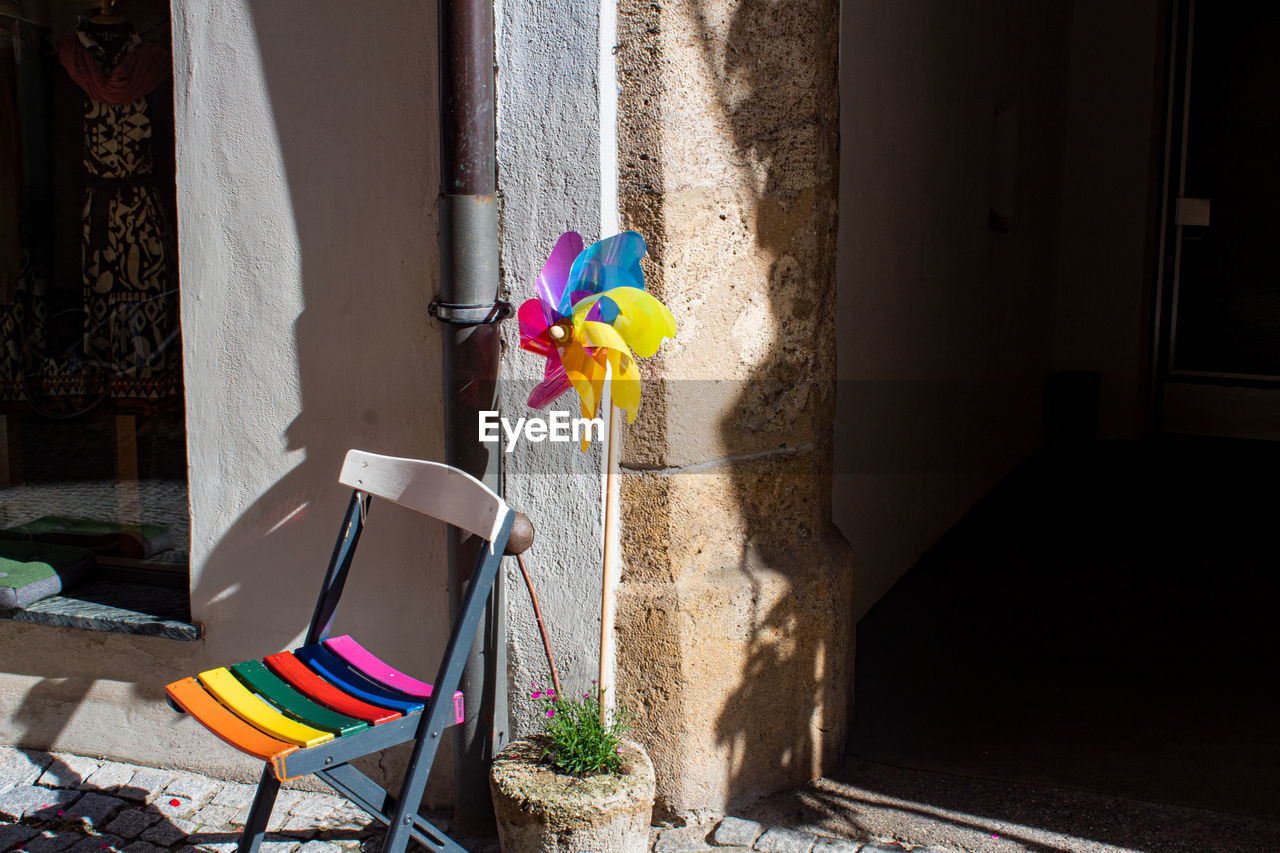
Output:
166 449 528 853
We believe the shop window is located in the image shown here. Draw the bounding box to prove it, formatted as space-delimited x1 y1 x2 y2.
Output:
0 0 191 635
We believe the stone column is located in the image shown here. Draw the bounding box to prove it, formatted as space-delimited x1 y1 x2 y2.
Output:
612 0 853 820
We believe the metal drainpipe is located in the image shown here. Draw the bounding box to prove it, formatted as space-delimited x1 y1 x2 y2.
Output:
434 0 507 833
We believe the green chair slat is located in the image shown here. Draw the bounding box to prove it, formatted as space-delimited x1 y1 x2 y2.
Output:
231 659 368 737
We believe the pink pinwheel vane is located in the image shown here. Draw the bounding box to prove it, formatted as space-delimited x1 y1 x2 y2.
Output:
518 231 676 444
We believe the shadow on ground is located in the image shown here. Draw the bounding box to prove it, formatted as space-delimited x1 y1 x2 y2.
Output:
0 749 472 853
740 756 1280 853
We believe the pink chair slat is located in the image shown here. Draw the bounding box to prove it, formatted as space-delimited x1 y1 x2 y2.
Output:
325 635 434 696
325 635 465 724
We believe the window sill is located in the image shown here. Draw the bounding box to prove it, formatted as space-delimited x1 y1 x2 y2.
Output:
0 579 201 641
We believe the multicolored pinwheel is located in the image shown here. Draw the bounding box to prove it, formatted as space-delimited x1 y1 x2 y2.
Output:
518 231 676 442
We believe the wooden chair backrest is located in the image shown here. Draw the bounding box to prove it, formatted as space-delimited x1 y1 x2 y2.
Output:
338 450 509 544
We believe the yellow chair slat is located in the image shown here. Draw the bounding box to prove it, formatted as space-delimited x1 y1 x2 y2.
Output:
198 667 334 749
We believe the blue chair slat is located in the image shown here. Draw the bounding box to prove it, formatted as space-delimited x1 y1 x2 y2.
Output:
294 644 425 715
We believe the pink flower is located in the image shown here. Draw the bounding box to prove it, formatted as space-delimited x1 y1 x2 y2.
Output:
532 691 543 699
545 709 556 718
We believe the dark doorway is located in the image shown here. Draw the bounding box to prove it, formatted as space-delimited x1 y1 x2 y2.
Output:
835 0 1280 841
849 438 1280 822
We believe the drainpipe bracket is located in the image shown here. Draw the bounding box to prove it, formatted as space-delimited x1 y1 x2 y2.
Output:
428 299 513 325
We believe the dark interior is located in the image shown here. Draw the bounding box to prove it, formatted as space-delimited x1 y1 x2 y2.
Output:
851 436 1280 822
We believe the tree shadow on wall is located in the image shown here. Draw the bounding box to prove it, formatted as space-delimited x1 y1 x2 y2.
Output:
679 0 848 811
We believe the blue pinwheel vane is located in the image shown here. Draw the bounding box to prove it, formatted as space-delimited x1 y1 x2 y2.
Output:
518 231 677 444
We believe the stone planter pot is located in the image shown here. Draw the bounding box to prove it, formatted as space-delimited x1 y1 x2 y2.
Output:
489 735 656 853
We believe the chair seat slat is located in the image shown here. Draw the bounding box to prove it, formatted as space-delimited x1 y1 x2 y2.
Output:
293 645 425 715
165 677 298 763
231 660 369 737
199 667 335 748
325 635 435 698
325 635 466 724
264 652 401 725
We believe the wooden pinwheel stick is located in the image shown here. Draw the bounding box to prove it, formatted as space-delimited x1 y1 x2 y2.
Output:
598 402 622 723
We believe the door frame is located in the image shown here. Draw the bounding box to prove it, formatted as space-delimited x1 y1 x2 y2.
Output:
1149 0 1280 439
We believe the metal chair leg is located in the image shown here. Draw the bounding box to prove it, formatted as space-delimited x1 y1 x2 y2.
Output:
237 764 281 853
382 727 446 853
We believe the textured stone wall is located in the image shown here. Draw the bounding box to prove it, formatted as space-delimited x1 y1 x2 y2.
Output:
612 0 852 820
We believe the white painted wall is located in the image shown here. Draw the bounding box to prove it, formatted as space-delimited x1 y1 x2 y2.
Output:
178 0 455 792
179 0 446 642
834 0 1070 618
1 0 454 796
494 0 609 737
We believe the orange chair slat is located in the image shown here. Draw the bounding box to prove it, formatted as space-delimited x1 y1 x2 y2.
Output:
165 677 298 763
198 667 334 748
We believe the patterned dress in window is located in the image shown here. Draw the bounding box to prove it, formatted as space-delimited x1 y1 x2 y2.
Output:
58 24 178 413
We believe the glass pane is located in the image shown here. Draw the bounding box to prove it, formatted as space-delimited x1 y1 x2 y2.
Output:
1173 4 1280 376
1 2 187 588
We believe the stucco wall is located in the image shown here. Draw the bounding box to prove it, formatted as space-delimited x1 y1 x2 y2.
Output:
1 0 453 799
834 0 1072 619
494 0 609 741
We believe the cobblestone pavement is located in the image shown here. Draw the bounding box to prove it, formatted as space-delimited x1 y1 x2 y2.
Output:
0 747 922 853
0 748 476 853
25 747 1266 853
648 818 917 853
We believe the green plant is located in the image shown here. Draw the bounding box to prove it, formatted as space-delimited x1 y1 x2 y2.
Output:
532 681 633 776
